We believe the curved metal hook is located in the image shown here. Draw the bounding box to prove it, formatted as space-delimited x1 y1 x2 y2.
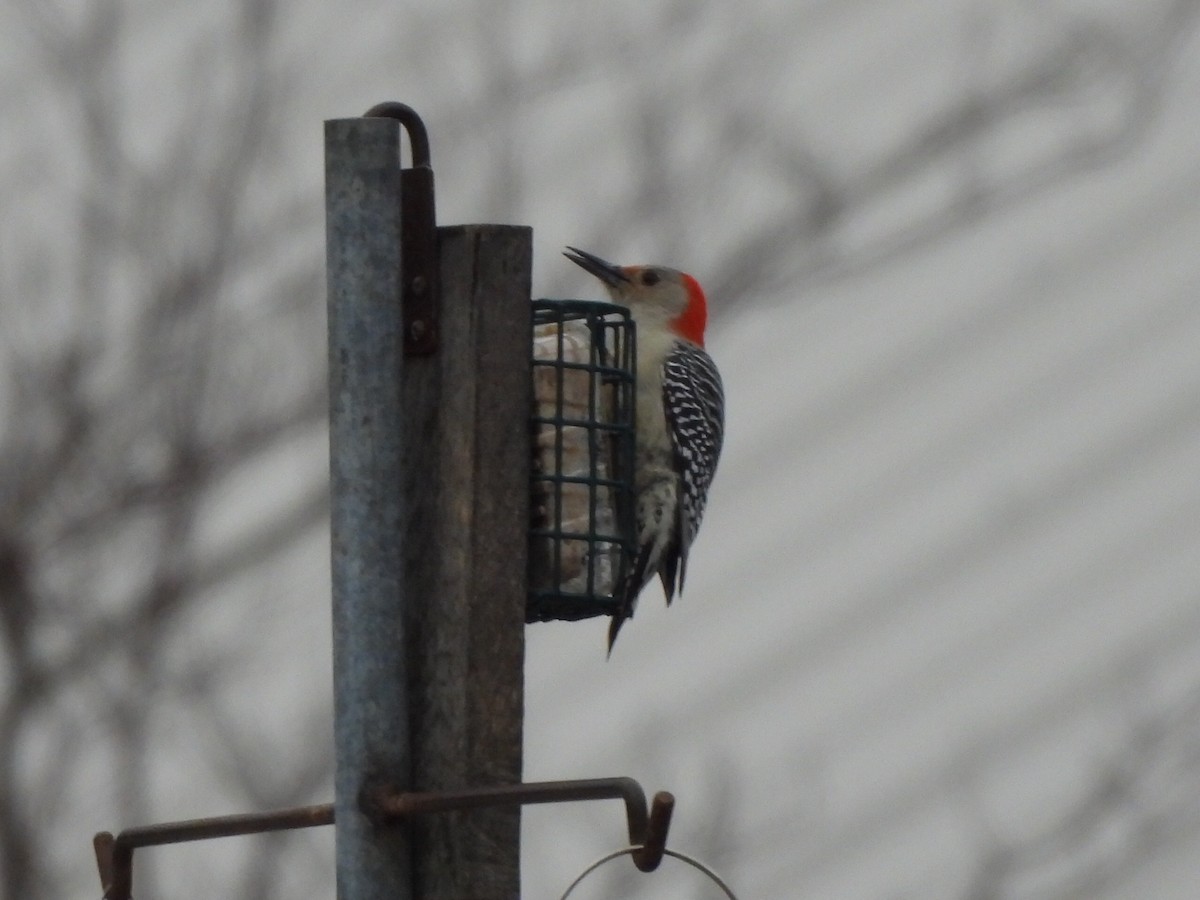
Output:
359 100 439 354
363 101 431 167
634 791 674 872
361 777 673 872
93 777 671 898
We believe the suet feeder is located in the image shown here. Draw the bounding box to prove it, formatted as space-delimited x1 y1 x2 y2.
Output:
528 299 636 622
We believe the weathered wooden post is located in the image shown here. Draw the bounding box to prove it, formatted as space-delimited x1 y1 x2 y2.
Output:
325 106 530 900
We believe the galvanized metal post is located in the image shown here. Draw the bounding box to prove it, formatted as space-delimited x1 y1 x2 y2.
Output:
325 117 412 900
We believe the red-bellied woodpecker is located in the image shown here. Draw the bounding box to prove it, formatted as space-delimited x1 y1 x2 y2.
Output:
564 246 725 652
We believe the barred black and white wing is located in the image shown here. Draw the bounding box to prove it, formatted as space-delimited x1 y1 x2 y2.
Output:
607 339 724 652
659 340 725 600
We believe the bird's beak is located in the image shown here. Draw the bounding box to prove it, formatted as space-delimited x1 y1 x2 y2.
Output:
563 246 630 288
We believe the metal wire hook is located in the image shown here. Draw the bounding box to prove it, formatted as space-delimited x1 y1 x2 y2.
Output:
558 846 740 900
362 101 431 168
357 100 439 354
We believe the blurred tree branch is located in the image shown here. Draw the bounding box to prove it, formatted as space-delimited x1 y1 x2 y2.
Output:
964 685 1200 899
0 0 327 897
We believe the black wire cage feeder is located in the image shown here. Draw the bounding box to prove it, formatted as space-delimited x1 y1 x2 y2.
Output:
528 299 637 622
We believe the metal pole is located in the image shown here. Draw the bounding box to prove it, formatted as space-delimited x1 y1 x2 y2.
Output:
325 117 412 900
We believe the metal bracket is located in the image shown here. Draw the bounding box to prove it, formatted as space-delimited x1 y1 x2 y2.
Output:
92 777 674 900
361 777 673 873
363 102 438 355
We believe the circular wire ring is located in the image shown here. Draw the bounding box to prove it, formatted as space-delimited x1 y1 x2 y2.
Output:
557 846 740 900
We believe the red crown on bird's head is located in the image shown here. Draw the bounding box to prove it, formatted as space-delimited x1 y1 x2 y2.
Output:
674 273 708 347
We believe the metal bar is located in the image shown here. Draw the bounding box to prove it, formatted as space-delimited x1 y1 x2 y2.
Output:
362 102 438 354
636 792 675 873
92 778 672 898
107 804 335 849
363 777 673 872
325 115 413 900
92 832 115 896
94 805 334 900
365 778 643 837
363 102 430 166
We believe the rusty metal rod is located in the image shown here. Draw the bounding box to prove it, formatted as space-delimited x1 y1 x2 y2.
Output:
95 804 333 900
637 791 675 873
362 102 431 167
362 777 673 872
93 777 673 898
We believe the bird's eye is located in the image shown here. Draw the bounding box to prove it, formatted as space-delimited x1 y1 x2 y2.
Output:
640 270 660 286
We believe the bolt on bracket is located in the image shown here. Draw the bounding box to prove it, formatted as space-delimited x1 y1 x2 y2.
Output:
363 101 438 355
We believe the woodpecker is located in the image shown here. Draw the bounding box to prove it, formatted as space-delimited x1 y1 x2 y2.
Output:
563 246 725 651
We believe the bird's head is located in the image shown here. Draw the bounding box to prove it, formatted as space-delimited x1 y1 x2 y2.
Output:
563 246 708 347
